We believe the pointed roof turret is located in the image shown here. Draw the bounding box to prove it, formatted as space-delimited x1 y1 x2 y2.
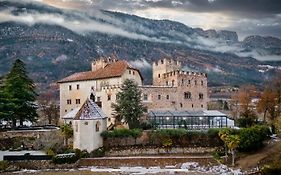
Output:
74 98 107 120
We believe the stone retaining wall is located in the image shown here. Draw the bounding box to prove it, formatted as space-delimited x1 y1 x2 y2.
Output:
105 147 216 156
0 129 64 150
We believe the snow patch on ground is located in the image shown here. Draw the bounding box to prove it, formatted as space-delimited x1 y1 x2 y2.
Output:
90 162 243 175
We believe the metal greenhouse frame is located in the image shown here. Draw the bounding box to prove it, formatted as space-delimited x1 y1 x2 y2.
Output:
148 110 234 130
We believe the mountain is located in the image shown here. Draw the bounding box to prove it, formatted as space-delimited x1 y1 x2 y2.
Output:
0 1 280 92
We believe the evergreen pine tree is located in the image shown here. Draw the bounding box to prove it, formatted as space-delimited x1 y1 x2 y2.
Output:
3 59 38 127
112 79 146 129
0 76 12 122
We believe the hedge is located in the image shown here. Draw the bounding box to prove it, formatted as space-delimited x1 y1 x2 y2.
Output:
101 129 142 138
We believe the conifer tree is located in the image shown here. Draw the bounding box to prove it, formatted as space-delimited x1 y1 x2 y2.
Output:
0 76 13 122
112 79 146 129
3 59 38 127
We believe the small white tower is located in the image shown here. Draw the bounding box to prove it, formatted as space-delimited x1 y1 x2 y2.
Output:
73 98 107 152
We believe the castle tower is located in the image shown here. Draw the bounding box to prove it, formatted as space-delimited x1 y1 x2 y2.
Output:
152 58 181 85
91 57 118 71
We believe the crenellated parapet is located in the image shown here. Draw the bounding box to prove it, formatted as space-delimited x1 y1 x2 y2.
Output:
163 70 207 79
152 58 181 67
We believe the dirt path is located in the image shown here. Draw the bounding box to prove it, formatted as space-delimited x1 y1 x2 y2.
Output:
236 139 281 171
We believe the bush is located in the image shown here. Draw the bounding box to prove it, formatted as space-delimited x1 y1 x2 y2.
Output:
238 125 270 152
236 117 256 128
101 129 142 139
140 122 153 130
207 128 221 138
90 147 105 157
0 161 8 172
52 153 78 164
74 149 90 159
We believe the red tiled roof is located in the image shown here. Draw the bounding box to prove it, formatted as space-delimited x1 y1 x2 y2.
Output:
58 60 141 83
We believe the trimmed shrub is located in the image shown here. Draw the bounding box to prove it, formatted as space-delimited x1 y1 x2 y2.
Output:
74 149 90 159
101 129 142 139
52 153 78 164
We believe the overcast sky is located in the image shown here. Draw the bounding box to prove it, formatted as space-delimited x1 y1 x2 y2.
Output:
38 0 281 40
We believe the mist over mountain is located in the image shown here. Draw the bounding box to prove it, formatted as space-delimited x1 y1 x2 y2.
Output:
0 1 280 91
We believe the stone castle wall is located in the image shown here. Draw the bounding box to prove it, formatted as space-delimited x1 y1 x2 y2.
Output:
141 58 208 111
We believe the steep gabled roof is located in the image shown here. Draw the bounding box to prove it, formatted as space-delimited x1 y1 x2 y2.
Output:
74 98 107 120
58 60 141 83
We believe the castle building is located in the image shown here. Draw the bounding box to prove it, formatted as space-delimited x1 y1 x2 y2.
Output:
58 57 143 126
58 57 208 126
141 59 208 111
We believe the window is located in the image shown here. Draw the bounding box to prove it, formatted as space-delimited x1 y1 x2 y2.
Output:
188 80 191 84
192 104 194 108
108 118 111 122
161 59 164 64
199 93 204 99
69 85 72 90
96 121 101 132
129 70 131 74
181 79 184 85
158 95 161 100
180 103 183 108
107 95 111 101
76 99 80 104
158 74 160 78
67 99 71 105
201 104 204 108
143 94 148 101
166 81 169 86
166 95 170 100
65 109 67 112
184 92 191 99
75 122 78 132
133 71 135 75
97 97 101 102
172 80 175 86
77 84 80 90
90 93 95 101
195 80 197 85
201 80 204 86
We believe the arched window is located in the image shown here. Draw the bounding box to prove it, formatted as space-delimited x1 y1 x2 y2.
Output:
199 93 204 99
184 92 191 99
96 121 101 132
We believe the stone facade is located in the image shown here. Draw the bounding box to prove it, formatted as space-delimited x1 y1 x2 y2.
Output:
58 57 208 125
141 58 208 111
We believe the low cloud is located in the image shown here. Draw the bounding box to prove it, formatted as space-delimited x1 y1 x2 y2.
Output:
0 1 280 61
0 7 168 43
129 58 152 69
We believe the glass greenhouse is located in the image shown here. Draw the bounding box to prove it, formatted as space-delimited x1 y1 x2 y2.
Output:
148 110 234 130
